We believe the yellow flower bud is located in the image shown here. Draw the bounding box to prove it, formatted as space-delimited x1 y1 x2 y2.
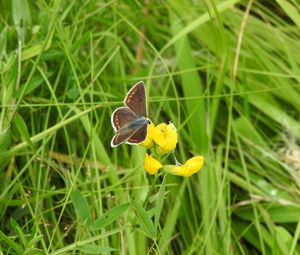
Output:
163 156 204 177
144 153 163 175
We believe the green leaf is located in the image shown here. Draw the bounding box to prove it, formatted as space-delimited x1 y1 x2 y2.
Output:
0 128 11 153
70 190 92 225
67 87 80 99
233 116 267 147
22 44 45 61
268 205 300 223
275 226 293 255
13 114 35 152
92 203 130 230
249 94 300 140
0 27 7 58
235 204 300 223
16 75 45 98
10 218 27 247
78 244 118 254
12 0 32 43
276 0 300 28
0 230 24 254
232 219 270 253
131 200 156 240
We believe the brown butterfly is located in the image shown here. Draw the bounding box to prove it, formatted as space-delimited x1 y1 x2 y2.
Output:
111 81 150 147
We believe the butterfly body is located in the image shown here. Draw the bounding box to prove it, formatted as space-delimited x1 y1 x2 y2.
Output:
111 81 149 147
118 116 149 133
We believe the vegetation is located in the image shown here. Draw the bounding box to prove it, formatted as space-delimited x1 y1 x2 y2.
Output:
1 0 300 254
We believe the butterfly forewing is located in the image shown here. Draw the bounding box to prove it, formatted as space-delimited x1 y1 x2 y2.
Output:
126 124 148 145
111 107 137 131
124 81 147 117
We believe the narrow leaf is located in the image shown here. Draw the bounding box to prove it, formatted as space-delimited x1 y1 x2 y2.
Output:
0 230 24 254
131 200 156 239
0 128 11 153
276 0 300 28
235 204 300 223
70 191 92 225
13 114 35 151
15 75 45 98
67 87 80 99
275 226 293 255
92 203 130 230
10 218 27 247
12 0 32 43
79 244 117 254
0 27 7 58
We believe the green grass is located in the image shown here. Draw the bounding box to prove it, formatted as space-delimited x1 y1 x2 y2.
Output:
1 0 300 254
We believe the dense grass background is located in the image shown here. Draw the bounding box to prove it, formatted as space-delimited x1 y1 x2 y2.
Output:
1 0 300 254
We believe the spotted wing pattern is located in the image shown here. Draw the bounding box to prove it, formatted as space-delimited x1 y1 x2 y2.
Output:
126 124 148 145
111 106 137 132
124 81 147 117
111 128 136 147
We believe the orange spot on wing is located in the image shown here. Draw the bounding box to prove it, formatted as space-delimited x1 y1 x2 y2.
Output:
114 115 121 129
126 88 138 104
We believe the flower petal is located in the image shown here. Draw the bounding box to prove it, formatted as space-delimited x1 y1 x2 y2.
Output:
184 156 205 176
155 123 178 154
162 156 204 177
144 153 163 175
152 124 167 146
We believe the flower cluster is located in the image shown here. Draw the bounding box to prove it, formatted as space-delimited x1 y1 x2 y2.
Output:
142 122 204 177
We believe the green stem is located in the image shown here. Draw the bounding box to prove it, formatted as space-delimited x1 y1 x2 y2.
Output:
143 174 160 207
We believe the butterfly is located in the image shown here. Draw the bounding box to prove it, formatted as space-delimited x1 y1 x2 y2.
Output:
111 81 150 147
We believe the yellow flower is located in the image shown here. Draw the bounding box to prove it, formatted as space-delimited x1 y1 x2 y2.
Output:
141 123 155 148
163 156 204 177
154 123 178 154
144 153 162 175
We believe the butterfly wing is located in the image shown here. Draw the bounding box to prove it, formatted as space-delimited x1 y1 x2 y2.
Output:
111 106 138 132
111 128 137 147
111 81 148 147
126 124 148 145
124 81 147 117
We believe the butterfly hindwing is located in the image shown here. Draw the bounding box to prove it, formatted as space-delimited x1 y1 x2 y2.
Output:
126 124 148 145
111 128 136 147
124 81 147 117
